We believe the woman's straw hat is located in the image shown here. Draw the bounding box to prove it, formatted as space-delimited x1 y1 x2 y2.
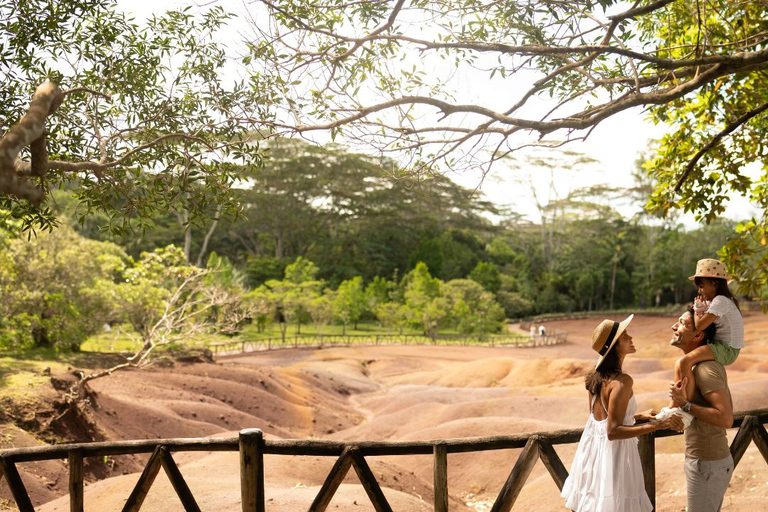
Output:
688 258 729 281
592 314 633 369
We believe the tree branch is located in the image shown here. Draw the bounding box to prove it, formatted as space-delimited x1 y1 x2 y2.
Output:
674 101 768 192
0 82 63 202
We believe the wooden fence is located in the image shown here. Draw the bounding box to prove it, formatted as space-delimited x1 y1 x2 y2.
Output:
210 331 567 357
1 408 767 511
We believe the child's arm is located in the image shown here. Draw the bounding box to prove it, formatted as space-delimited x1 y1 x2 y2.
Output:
694 312 717 333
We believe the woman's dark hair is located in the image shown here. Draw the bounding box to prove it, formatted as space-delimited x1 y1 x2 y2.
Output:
584 345 622 396
694 276 740 312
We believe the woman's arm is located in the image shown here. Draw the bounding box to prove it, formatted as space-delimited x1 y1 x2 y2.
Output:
606 375 683 440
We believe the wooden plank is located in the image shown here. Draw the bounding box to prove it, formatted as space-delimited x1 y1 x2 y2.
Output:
122 446 164 512
730 416 755 468
159 448 201 512
751 421 768 464
0 458 35 512
536 439 568 491
68 449 84 512
239 428 265 512
309 447 353 512
348 448 393 512
638 434 655 511
433 443 449 512
489 437 539 512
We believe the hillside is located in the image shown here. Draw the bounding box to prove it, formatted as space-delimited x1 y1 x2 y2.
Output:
2 313 767 511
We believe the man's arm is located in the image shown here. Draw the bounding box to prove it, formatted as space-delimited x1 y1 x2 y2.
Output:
670 372 734 428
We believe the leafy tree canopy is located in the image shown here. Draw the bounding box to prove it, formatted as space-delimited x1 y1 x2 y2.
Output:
0 0 269 233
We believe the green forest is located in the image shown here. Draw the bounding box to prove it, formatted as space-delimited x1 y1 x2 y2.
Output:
0 0 765 354
0 137 737 352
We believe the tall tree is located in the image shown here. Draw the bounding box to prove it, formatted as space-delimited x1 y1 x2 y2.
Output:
254 0 768 295
0 2 268 232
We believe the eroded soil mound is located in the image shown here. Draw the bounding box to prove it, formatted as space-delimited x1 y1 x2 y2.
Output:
3 312 768 511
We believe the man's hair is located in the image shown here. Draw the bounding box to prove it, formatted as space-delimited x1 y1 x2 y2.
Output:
687 305 717 343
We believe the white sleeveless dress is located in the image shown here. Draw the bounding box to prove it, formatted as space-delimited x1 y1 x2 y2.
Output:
561 394 652 512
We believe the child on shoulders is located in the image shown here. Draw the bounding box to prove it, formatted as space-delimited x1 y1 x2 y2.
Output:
674 258 743 402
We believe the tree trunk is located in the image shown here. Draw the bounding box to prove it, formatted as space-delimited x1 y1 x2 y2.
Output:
275 227 284 259
196 204 222 267
176 209 192 263
32 325 51 348
610 255 618 310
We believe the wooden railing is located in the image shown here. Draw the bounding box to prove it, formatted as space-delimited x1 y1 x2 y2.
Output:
2 408 767 511
210 331 567 357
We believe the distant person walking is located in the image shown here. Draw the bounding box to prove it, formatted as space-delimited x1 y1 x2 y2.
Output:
538 324 546 338
672 258 743 406
561 315 683 512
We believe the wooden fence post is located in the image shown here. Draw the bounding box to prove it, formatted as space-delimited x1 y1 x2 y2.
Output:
638 434 655 511
240 429 265 512
433 443 448 512
69 449 84 512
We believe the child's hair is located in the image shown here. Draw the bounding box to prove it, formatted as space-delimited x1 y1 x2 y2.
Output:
584 348 622 397
694 276 740 312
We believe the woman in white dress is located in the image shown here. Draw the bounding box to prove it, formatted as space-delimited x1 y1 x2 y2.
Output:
561 315 684 512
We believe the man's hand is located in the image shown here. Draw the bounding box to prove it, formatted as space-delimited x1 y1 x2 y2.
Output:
654 414 685 433
669 377 689 406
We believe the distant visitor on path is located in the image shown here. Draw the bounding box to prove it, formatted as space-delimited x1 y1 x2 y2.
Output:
538 324 546 337
668 306 734 512
671 258 743 407
561 315 684 512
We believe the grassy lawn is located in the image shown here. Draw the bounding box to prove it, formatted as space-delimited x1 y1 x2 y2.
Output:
81 321 435 352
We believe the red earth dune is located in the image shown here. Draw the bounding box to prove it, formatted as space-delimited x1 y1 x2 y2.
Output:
7 312 768 511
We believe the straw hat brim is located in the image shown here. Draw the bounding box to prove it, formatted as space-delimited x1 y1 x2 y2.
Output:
595 314 634 369
687 274 731 281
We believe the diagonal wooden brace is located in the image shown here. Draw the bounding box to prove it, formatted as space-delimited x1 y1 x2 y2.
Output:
122 446 164 512
490 436 539 512
309 447 353 512
348 448 393 512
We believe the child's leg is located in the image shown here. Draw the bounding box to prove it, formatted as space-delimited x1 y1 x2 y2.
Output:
674 344 715 403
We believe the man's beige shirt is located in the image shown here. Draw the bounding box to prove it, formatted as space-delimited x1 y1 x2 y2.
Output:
685 361 731 461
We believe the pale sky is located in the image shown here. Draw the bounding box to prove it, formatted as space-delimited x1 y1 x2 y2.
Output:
118 0 759 228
